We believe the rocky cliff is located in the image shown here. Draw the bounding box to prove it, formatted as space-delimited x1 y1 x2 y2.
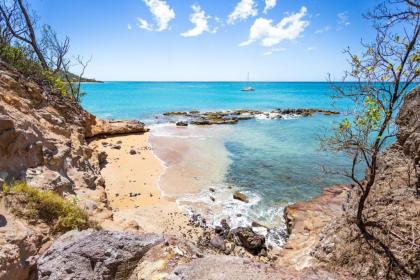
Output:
0 61 146 198
0 61 147 279
310 89 420 279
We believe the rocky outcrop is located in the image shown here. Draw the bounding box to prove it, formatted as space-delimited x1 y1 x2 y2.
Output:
166 255 344 280
0 198 49 280
85 118 148 138
161 108 339 126
311 88 420 279
37 230 163 280
278 185 350 270
0 61 150 279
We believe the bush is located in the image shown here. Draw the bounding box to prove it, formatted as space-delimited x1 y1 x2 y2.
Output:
2 182 95 233
0 44 69 97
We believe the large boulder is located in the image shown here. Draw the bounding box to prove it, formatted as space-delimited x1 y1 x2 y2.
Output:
37 230 163 280
231 227 265 254
85 118 148 138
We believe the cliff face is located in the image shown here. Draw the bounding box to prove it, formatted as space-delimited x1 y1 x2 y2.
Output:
310 89 420 279
0 61 146 196
0 62 147 280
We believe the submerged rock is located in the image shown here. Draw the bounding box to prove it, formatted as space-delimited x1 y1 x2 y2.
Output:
176 121 188 127
233 191 249 203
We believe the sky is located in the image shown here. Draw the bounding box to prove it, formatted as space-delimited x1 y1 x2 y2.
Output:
31 0 378 81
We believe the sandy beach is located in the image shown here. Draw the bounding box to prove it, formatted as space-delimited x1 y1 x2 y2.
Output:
89 133 202 239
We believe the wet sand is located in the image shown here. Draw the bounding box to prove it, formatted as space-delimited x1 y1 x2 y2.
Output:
149 124 232 197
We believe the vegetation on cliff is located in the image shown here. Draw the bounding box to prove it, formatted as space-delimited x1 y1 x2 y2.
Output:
0 0 95 102
319 0 419 278
2 182 95 233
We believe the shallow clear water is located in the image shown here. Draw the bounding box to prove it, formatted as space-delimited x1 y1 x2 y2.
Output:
82 82 354 245
82 82 350 122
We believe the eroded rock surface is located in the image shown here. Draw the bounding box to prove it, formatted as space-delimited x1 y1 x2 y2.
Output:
37 230 163 280
311 88 420 279
166 255 344 280
278 185 351 270
85 119 148 138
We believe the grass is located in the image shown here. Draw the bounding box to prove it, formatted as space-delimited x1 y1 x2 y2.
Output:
2 181 95 233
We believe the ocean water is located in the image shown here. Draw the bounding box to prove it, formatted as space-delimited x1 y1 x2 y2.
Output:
82 82 354 246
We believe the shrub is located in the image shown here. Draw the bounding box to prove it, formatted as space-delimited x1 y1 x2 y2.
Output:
2 182 95 233
0 44 69 96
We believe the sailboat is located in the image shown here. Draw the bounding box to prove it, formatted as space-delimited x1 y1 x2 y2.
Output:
241 72 255 92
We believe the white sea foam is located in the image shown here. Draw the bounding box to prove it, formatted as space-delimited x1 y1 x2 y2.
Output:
176 185 288 247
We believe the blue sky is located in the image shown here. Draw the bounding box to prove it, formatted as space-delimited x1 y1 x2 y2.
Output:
32 0 377 81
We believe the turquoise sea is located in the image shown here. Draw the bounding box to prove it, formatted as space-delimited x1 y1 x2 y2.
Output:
82 82 354 245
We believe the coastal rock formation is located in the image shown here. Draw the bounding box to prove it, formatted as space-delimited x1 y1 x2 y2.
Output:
0 198 48 280
0 61 149 278
85 118 148 138
279 185 350 269
0 61 147 192
37 230 163 280
166 255 343 280
162 108 340 126
311 89 420 279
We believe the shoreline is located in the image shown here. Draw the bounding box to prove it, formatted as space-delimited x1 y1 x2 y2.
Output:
89 133 203 240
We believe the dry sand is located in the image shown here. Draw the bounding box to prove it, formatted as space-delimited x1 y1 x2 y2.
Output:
90 133 202 239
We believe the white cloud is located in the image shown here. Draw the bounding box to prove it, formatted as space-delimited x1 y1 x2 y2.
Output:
315 25 330 34
263 47 286 56
137 18 153 31
228 0 258 24
181 4 211 37
307 46 316 51
263 0 276 14
137 0 175 32
337 11 350 30
240 6 309 47
127 24 132 30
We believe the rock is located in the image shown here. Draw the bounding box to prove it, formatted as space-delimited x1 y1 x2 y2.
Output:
232 227 265 254
233 191 249 203
112 144 121 150
210 196 215 202
209 187 216 192
163 112 189 116
0 117 14 130
24 167 72 194
280 185 350 269
259 248 268 257
224 242 235 255
37 230 163 280
98 151 108 168
215 226 223 234
129 149 137 155
85 119 148 138
191 119 211 125
221 219 230 231
251 227 268 237
396 88 420 160
210 235 226 251
176 121 188 127
166 255 334 280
